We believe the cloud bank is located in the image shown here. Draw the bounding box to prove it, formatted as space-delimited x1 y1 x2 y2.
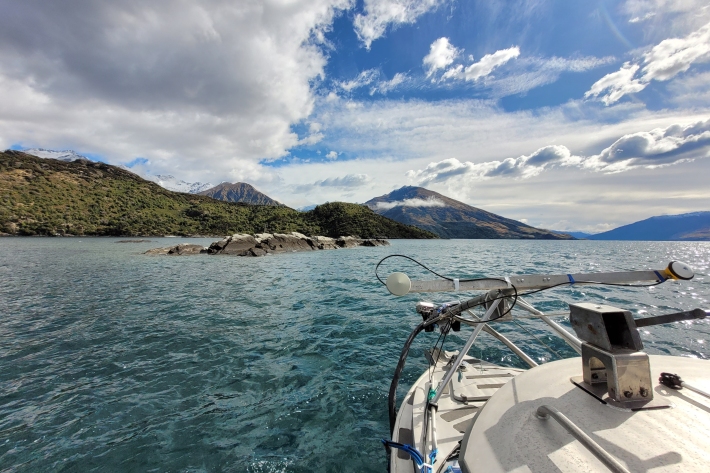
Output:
375 197 446 209
0 0 350 183
586 21 710 104
407 119 710 184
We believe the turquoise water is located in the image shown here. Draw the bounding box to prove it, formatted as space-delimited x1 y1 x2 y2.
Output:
1 238 708 472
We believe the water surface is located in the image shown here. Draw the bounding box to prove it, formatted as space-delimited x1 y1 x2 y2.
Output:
1 238 708 472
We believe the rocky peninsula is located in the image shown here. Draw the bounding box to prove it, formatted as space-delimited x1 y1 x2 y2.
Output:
145 232 389 256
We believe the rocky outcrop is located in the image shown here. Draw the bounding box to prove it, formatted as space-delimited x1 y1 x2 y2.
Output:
146 232 389 256
144 243 208 255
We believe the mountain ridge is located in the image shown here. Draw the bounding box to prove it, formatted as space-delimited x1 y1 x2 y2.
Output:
0 150 436 239
366 186 573 239
199 182 281 206
588 211 710 241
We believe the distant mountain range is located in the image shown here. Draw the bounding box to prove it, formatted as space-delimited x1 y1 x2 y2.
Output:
198 182 281 206
24 148 90 162
588 212 710 241
0 150 436 239
365 186 573 239
147 175 214 194
552 231 593 239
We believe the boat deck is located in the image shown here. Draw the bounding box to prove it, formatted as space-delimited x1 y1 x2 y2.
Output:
391 351 524 472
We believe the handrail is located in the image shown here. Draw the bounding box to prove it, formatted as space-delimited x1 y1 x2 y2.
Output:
462 309 538 368
516 298 583 355
536 405 630 473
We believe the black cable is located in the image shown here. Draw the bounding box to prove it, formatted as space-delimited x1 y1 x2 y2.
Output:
375 254 507 286
388 313 444 435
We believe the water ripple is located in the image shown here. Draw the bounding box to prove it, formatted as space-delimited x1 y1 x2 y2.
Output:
0 238 708 471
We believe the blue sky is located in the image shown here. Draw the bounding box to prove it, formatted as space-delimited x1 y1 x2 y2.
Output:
1 0 709 231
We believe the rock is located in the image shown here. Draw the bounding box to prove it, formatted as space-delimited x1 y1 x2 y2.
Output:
144 243 207 255
361 239 390 247
259 233 315 253
168 244 206 255
214 234 258 255
146 232 390 257
312 236 338 250
336 236 359 248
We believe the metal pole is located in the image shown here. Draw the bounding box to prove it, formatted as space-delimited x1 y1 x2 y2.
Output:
464 310 538 368
536 405 630 473
516 298 582 355
430 298 501 404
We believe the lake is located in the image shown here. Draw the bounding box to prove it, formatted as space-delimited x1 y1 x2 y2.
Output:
1 238 708 472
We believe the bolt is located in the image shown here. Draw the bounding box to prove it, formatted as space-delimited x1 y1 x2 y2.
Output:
640 387 649 397
623 390 633 398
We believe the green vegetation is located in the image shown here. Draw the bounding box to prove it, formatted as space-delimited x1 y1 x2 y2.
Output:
0 151 437 239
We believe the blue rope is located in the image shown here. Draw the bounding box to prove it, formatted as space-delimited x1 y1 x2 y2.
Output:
654 270 666 282
567 274 576 284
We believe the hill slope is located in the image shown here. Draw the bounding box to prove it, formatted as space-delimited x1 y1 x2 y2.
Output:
365 186 573 239
588 212 710 241
0 151 436 239
199 182 282 206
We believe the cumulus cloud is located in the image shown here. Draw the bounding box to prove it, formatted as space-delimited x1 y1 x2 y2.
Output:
423 37 458 77
442 47 521 82
407 145 581 184
375 197 446 209
0 0 350 182
353 0 446 49
585 119 710 172
586 21 710 104
326 151 339 159
585 63 646 105
407 119 710 184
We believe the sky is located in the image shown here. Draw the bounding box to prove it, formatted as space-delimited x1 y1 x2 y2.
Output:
1 0 709 232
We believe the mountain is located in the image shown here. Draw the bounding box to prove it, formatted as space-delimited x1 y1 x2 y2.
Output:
588 212 710 241
553 231 593 239
0 150 435 239
148 174 214 194
365 186 573 239
24 148 90 162
198 182 281 206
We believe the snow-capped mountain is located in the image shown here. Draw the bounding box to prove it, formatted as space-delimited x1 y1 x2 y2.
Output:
148 175 214 194
24 148 90 162
23 148 212 194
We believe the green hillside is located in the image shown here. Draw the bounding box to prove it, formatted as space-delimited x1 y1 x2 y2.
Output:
0 150 437 239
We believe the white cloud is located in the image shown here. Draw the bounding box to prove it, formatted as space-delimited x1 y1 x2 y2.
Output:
585 21 710 104
406 119 710 184
0 0 351 183
353 0 446 49
407 145 582 184
375 197 446 209
442 47 520 82
641 22 710 81
491 55 615 97
629 12 655 23
326 150 339 159
423 37 458 77
585 63 646 105
315 173 372 187
337 70 407 95
338 69 380 92
585 119 710 171
373 73 408 94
